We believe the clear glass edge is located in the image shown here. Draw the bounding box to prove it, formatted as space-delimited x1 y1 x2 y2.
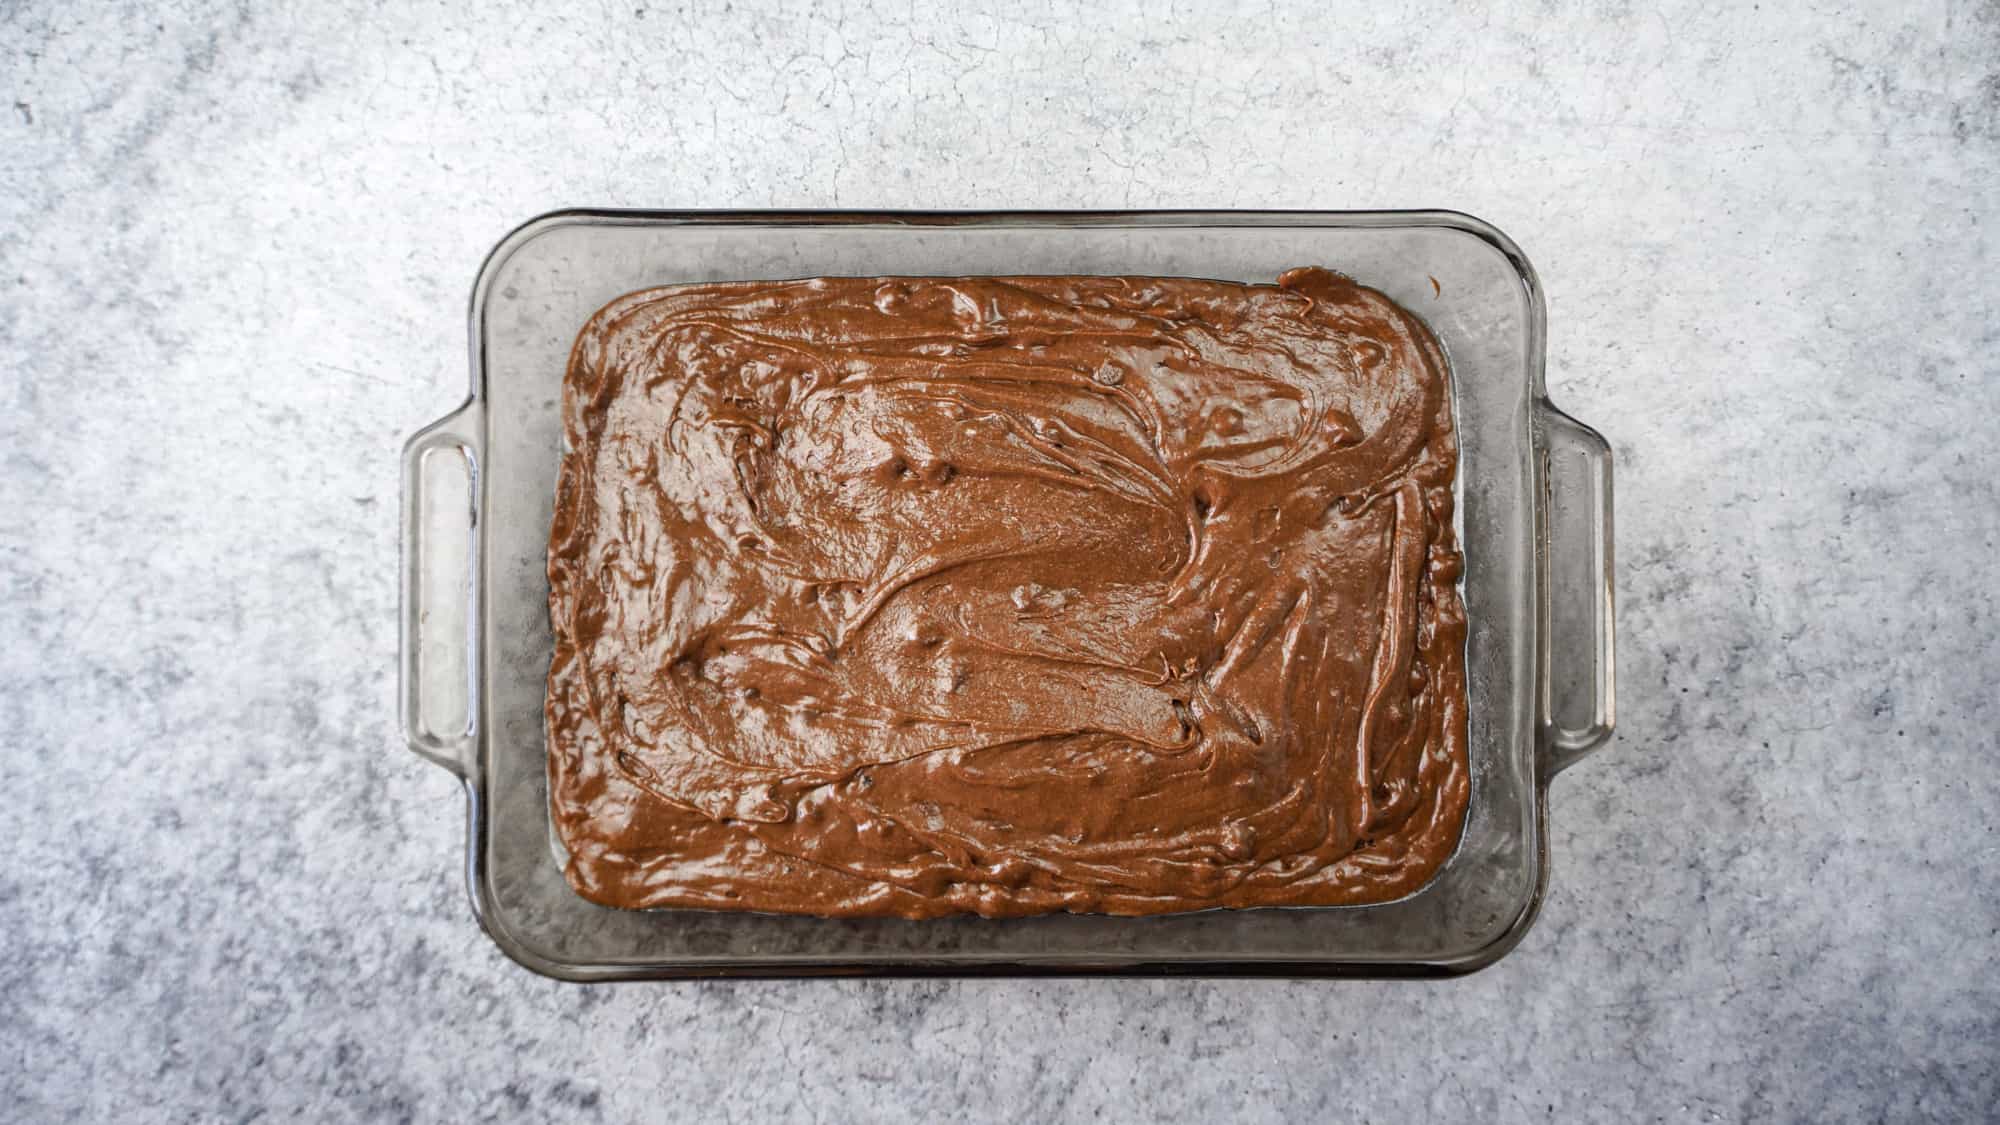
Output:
398 408 482 776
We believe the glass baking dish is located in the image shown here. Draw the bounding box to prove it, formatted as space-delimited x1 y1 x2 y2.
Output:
400 210 1614 979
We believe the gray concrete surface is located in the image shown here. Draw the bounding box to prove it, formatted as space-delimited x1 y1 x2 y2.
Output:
4 1 1997 1120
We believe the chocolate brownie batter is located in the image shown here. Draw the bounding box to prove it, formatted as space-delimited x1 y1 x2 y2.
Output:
546 267 1468 918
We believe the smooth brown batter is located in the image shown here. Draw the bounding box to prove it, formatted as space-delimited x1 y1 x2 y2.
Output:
546 267 1468 918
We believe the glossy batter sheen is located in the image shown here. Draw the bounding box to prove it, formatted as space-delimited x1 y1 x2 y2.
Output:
546 267 1468 918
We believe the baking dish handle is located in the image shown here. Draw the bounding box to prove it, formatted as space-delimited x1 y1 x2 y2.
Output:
399 401 482 776
1536 403 1616 776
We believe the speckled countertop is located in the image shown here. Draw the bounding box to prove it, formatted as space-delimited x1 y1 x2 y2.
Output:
5 2 1997 1120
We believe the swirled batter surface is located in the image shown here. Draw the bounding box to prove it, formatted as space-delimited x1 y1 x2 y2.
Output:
546 267 1467 917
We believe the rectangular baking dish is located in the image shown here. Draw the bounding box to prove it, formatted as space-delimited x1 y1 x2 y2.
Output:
400 210 1615 979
